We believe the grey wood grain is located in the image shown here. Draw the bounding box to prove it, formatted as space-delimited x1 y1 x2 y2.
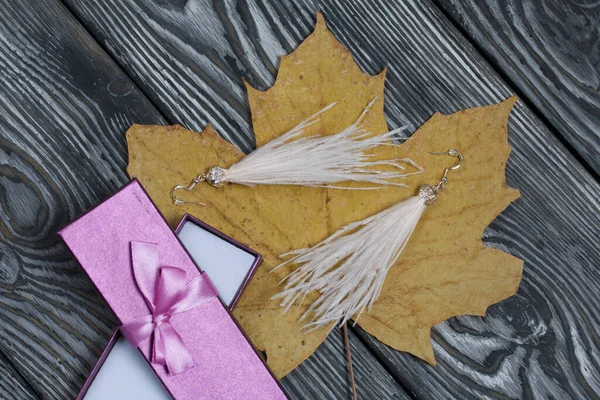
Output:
435 0 600 177
287 327 410 400
0 352 39 400
61 0 600 398
0 0 406 398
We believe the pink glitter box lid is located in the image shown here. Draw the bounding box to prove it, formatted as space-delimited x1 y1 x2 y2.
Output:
59 179 287 400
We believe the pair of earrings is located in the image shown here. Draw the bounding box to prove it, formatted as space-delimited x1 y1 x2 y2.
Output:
172 102 464 329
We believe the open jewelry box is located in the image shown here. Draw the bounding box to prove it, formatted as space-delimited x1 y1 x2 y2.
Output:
75 211 264 399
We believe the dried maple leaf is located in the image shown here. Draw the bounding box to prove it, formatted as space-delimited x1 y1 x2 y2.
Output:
126 13 522 376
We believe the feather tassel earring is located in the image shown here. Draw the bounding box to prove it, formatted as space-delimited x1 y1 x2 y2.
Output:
272 149 464 330
171 99 422 206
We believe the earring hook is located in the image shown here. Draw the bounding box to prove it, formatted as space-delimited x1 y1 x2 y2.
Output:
428 148 464 187
171 174 206 206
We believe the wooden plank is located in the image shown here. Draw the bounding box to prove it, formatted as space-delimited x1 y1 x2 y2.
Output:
62 0 600 398
0 0 405 398
434 0 600 177
0 352 39 400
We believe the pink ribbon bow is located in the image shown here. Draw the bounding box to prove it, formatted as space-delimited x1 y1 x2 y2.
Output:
120 241 217 375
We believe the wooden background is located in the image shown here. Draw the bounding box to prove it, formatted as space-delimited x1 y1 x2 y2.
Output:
0 0 598 399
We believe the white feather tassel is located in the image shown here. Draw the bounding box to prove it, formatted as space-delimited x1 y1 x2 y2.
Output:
272 185 436 330
210 99 421 189
272 149 465 330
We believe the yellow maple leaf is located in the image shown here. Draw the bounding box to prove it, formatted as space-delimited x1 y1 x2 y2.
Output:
126 12 522 376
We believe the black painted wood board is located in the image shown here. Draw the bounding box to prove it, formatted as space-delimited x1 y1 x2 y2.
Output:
61 0 600 398
435 0 600 178
1 0 599 398
0 352 39 400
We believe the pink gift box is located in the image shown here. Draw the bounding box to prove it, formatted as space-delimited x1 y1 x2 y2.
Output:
73 210 267 399
59 180 287 400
